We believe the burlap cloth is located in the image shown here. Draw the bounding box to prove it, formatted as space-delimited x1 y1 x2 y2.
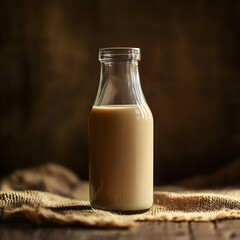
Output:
0 163 240 228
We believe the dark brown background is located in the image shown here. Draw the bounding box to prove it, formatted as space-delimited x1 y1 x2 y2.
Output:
0 0 239 185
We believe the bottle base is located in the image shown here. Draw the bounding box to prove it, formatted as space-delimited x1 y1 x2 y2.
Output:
91 203 152 215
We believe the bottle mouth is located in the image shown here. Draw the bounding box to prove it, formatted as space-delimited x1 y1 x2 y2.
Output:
99 47 141 62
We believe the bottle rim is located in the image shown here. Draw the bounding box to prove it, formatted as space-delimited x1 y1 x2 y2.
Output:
99 47 141 62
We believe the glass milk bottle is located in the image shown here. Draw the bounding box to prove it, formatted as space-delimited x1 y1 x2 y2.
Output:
89 47 153 212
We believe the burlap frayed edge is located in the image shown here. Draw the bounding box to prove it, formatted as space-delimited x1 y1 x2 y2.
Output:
1 205 240 229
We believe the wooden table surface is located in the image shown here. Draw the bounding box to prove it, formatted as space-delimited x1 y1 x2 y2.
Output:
0 220 239 240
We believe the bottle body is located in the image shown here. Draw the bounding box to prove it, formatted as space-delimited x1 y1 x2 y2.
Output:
89 48 153 211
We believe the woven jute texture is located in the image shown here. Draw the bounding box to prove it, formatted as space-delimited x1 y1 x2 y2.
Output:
0 163 240 228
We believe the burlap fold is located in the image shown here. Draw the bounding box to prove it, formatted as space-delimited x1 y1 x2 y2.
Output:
0 163 240 228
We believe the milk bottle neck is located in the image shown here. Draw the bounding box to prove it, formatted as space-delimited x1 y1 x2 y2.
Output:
94 60 147 106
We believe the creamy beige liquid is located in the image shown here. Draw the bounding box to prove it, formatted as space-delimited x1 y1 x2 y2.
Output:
89 104 153 211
